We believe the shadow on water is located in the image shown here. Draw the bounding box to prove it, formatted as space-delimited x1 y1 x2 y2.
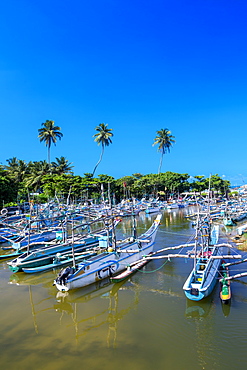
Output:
54 278 142 347
9 269 58 288
185 295 214 319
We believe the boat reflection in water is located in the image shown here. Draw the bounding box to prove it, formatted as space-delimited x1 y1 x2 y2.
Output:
185 295 214 319
185 294 220 370
9 269 58 287
54 277 140 347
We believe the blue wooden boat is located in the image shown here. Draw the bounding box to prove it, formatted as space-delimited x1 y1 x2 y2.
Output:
7 229 58 250
183 215 222 301
22 250 97 274
7 219 120 272
0 227 20 243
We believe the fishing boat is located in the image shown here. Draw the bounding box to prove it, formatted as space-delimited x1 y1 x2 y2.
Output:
54 214 162 292
167 202 179 209
220 260 231 304
232 211 247 223
183 213 226 301
0 227 20 243
144 201 163 214
22 249 98 274
7 219 120 272
6 228 59 250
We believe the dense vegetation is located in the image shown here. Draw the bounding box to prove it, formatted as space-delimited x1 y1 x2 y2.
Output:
0 123 231 207
0 157 230 207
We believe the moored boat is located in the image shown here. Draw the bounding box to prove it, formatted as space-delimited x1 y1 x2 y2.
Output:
183 214 222 301
54 214 162 292
7 219 120 272
22 249 98 274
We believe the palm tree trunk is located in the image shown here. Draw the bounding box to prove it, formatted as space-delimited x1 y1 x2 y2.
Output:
48 145 51 174
48 146 51 165
92 145 104 176
158 153 163 174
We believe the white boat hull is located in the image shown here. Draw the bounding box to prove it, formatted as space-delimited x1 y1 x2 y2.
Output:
55 214 161 291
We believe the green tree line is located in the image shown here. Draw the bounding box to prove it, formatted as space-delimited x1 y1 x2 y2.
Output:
0 121 230 207
0 157 230 207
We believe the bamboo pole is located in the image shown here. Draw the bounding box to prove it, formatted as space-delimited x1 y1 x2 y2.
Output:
223 258 247 267
221 272 247 281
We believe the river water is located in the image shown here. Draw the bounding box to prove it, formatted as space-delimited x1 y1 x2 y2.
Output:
1 208 247 370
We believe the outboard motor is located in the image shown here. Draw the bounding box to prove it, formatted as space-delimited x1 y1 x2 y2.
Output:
56 266 74 285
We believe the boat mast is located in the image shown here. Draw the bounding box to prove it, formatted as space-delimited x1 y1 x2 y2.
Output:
193 209 200 271
27 193 32 255
71 217 76 269
206 174 212 251
132 199 137 240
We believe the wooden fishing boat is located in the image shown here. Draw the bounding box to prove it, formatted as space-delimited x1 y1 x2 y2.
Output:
7 219 120 272
220 261 231 304
6 228 59 250
0 227 20 243
232 211 247 223
183 214 223 301
22 250 97 274
110 258 149 283
54 214 162 292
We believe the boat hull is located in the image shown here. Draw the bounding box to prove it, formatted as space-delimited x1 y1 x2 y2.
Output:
183 247 222 301
55 214 161 292
7 240 98 272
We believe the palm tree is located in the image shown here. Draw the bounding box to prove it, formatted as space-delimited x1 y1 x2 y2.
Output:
51 156 74 175
5 157 19 174
153 128 175 174
5 157 29 182
24 160 50 191
92 123 113 176
38 120 63 165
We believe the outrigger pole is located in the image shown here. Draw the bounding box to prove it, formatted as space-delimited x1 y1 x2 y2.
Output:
220 271 247 281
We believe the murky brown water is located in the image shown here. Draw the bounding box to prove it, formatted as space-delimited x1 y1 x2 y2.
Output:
1 209 247 370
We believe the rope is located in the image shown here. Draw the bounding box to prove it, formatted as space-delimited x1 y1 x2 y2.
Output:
134 258 170 274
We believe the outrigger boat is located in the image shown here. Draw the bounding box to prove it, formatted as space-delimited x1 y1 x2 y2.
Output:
182 215 223 301
182 213 241 301
54 214 162 292
22 249 98 274
143 212 241 301
7 218 120 272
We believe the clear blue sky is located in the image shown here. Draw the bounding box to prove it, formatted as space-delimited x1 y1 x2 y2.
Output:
1 0 247 185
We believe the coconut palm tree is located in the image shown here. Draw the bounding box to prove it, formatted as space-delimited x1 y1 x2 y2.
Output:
24 160 50 191
5 157 19 174
92 123 113 176
5 157 29 182
153 128 175 174
51 156 74 175
38 120 63 166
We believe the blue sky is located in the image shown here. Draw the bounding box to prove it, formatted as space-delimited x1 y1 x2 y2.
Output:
0 0 247 185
